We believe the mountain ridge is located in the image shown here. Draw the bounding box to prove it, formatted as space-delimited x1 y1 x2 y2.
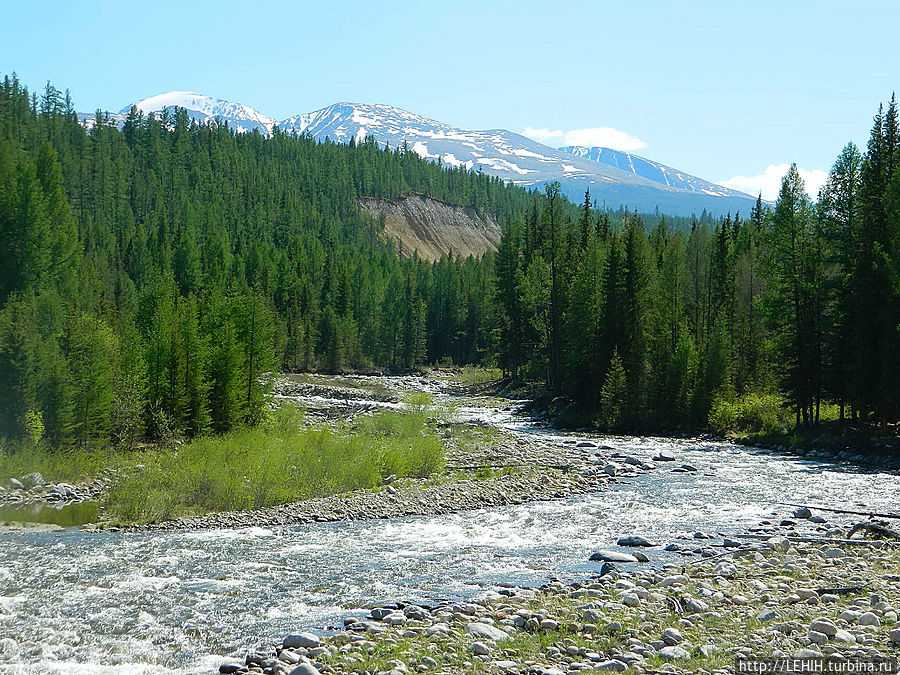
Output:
78 91 759 217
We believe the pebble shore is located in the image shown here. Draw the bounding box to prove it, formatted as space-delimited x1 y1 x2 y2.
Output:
217 511 900 675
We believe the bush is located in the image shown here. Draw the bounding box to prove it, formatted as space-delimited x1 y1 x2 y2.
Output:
709 389 791 436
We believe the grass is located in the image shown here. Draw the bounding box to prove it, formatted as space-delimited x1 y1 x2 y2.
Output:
1 401 447 525
455 366 503 387
0 441 124 484
104 404 444 523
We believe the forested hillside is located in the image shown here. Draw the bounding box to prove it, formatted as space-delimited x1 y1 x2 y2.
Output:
1 74 898 451
494 98 900 432
0 76 531 446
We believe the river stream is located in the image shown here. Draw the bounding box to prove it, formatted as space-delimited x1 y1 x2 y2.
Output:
0 380 896 674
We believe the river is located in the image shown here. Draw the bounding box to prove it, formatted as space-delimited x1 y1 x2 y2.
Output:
0 380 896 674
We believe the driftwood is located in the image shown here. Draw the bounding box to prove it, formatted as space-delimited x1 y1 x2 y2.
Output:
847 521 900 540
778 502 900 520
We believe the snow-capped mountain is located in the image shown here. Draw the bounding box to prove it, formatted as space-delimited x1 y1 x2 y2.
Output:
126 92 278 135
78 91 277 135
282 102 757 216
79 94 759 216
559 146 752 200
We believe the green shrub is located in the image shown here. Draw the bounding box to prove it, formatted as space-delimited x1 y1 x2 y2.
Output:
709 389 791 436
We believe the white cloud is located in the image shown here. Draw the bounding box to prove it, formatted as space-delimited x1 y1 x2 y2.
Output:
722 164 828 201
523 125 646 152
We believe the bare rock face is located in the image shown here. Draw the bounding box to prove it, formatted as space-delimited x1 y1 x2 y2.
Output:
359 195 500 261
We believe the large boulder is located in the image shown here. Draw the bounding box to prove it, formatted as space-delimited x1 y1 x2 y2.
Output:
20 473 45 489
282 632 320 649
465 622 508 641
589 550 639 563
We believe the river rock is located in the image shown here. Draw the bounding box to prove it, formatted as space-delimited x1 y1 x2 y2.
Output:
659 645 690 660
767 536 791 552
757 609 778 622
466 622 508 641
288 663 321 675
810 619 838 637
714 562 738 577
219 665 248 674
833 629 855 643
840 609 860 623
279 649 302 664
20 473 45 489
6 478 24 491
857 612 880 626
492 660 517 671
659 574 688 587
653 452 676 461
617 535 655 547
661 627 684 645
589 550 638 563
283 632 320 649
792 506 812 519
889 629 900 644
684 597 709 614
383 612 407 625
602 464 619 477
594 660 628 671
425 623 450 636
808 630 828 644
469 641 491 655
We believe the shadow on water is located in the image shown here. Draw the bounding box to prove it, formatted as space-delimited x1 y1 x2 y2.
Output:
0 500 99 526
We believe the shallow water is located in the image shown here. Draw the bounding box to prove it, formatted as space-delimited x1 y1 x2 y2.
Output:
0 502 100 528
0 392 896 674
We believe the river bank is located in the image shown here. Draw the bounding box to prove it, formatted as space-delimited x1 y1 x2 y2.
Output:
508 382 900 472
217 508 900 675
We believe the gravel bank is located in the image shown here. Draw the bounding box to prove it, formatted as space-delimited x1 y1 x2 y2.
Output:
216 511 900 674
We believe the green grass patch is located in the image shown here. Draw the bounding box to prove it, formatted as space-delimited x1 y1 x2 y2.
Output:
104 404 445 523
0 441 124 484
2 401 448 525
455 366 503 387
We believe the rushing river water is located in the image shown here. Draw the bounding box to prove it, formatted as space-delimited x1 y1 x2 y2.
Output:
0 388 897 674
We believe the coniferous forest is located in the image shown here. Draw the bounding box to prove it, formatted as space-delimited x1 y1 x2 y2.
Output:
1 75 899 449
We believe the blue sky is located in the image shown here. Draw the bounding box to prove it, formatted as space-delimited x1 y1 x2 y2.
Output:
3 0 898 198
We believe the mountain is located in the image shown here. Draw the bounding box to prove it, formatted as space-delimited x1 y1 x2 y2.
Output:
78 91 277 135
127 92 278 135
79 94 758 217
559 145 754 201
279 102 758 216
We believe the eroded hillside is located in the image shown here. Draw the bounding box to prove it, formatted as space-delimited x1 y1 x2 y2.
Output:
360 194 500 260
